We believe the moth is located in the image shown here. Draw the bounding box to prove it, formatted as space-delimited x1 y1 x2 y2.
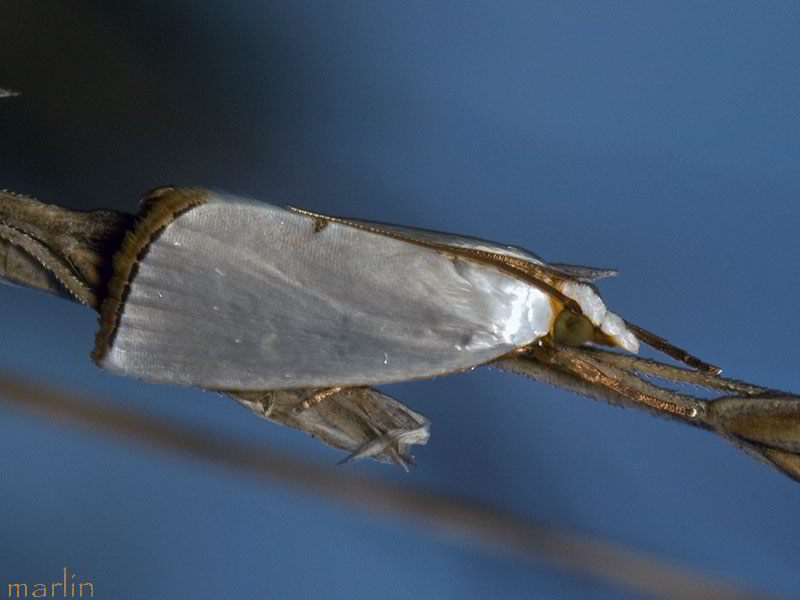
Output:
1 187 798 477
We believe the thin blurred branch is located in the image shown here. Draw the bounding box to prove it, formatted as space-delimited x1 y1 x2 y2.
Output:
0 372 780 600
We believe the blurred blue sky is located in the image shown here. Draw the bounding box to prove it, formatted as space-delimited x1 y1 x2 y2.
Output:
1 2 799 599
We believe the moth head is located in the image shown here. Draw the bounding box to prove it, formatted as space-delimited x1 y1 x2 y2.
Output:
552 308 595 347
553 280 640 353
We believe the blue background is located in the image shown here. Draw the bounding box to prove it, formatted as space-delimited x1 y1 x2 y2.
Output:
1 2 799 598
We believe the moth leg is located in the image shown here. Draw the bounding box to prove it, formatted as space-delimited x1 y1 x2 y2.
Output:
494 344 800 482
226 387 429 469
576 348 800 480
293 386 343 415
577 348 770 395
553 348 800 481
498 344 707 424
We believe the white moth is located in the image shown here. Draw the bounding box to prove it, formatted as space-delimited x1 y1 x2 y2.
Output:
93 188 639 389
5 186 796 475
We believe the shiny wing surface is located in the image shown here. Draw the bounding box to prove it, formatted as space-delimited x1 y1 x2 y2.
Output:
338 218 616 282
99 194 553 389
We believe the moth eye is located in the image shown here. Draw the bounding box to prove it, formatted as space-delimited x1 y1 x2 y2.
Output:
552 309 594 347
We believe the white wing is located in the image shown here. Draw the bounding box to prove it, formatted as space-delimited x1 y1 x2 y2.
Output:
338 218 617 282
334 217 549 265
339 217 634 350
98 192 553 389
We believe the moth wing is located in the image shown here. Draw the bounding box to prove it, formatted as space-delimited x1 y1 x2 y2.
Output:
547 263 618 282
97 193 552 389
336 218 617 282
334 218 547 264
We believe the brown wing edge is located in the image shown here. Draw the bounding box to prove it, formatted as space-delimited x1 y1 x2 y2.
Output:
92 187 211 363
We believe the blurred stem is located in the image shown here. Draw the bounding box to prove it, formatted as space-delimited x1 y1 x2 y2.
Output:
0 371 779 600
